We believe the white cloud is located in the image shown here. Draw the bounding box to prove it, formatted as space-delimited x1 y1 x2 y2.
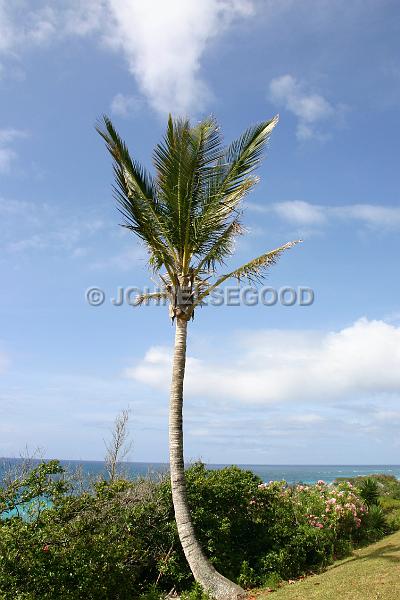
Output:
0 1 17 54
0 0 255 116
0 197 105 258
90 245 146 270
332 204 400 228
110 93 141 117
288 414 325 424
0 128 28 173
0 2 57 54
374 410 400 424
126 318 400 406
269 74 344 140
272 200 326 225
63 1 108 37
0 147 16 172
251 201 400 232
104 0 254 115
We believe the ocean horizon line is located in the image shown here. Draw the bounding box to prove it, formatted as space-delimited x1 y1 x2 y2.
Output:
2 457 400 468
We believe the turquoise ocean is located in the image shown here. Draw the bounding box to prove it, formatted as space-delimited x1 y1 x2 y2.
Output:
1 460 400 484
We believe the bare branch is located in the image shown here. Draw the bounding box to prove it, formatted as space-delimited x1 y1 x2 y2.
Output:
104 408 133 482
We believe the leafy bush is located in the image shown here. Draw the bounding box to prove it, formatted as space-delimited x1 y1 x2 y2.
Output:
180 582 212 600
362 505 388 540
358 478 380 507
379 497 400 532
0 465 176 599
336 474 400 500
0 461 391 598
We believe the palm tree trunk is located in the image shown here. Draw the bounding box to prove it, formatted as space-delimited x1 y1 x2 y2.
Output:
169 317 245 600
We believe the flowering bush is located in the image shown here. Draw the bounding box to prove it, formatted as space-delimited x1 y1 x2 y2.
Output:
0 462 389 598
293 480 366 535
255 479 369 552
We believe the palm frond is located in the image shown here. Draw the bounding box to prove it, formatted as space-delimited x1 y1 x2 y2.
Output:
97 113 301 304
97 116 178 278
195 240 301 304
153 115 224 266
193 220 243 276
192 176 257 259
96 116 155 201
134 291 169 306
214 115 278 198
188 117 278 265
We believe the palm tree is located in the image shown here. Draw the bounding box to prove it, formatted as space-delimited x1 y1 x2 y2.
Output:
97 114 300 600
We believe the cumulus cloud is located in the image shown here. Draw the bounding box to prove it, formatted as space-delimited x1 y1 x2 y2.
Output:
103 0 254 115
0 0 255 116
126 318 400 406
269 74 345 140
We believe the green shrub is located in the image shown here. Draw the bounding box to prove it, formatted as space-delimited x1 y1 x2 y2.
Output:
0 461 392 598
333 538 353 559
336 474 400 500
0 465 177 599
386 511 400 532
361 505 388 541
358 478 380 507
138 586 164 600
238 560 258 588
378 497 400 532
261 572 282 591
180 582 212 600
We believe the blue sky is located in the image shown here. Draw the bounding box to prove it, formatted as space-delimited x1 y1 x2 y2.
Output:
1 0 399 464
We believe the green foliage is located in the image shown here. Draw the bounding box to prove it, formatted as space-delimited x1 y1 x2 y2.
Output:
138 585 163 600
333 538 354 559
358 478 380 507
0 460 67 518
238 560 258 588
97 115 279 278
0 466 175 599
336 474 400 500
379 497 400 532
97 114 299 322
0 461 394 598
180 582 212 600
363 505 388 540
261 571 282 591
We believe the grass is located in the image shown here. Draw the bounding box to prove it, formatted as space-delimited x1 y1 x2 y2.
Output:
251 530 400 600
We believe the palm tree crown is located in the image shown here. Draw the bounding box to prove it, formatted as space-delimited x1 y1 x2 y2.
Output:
97 115 300 320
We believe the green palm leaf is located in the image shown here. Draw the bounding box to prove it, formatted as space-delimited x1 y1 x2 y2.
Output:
195 240 301 305
98 113 300 319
